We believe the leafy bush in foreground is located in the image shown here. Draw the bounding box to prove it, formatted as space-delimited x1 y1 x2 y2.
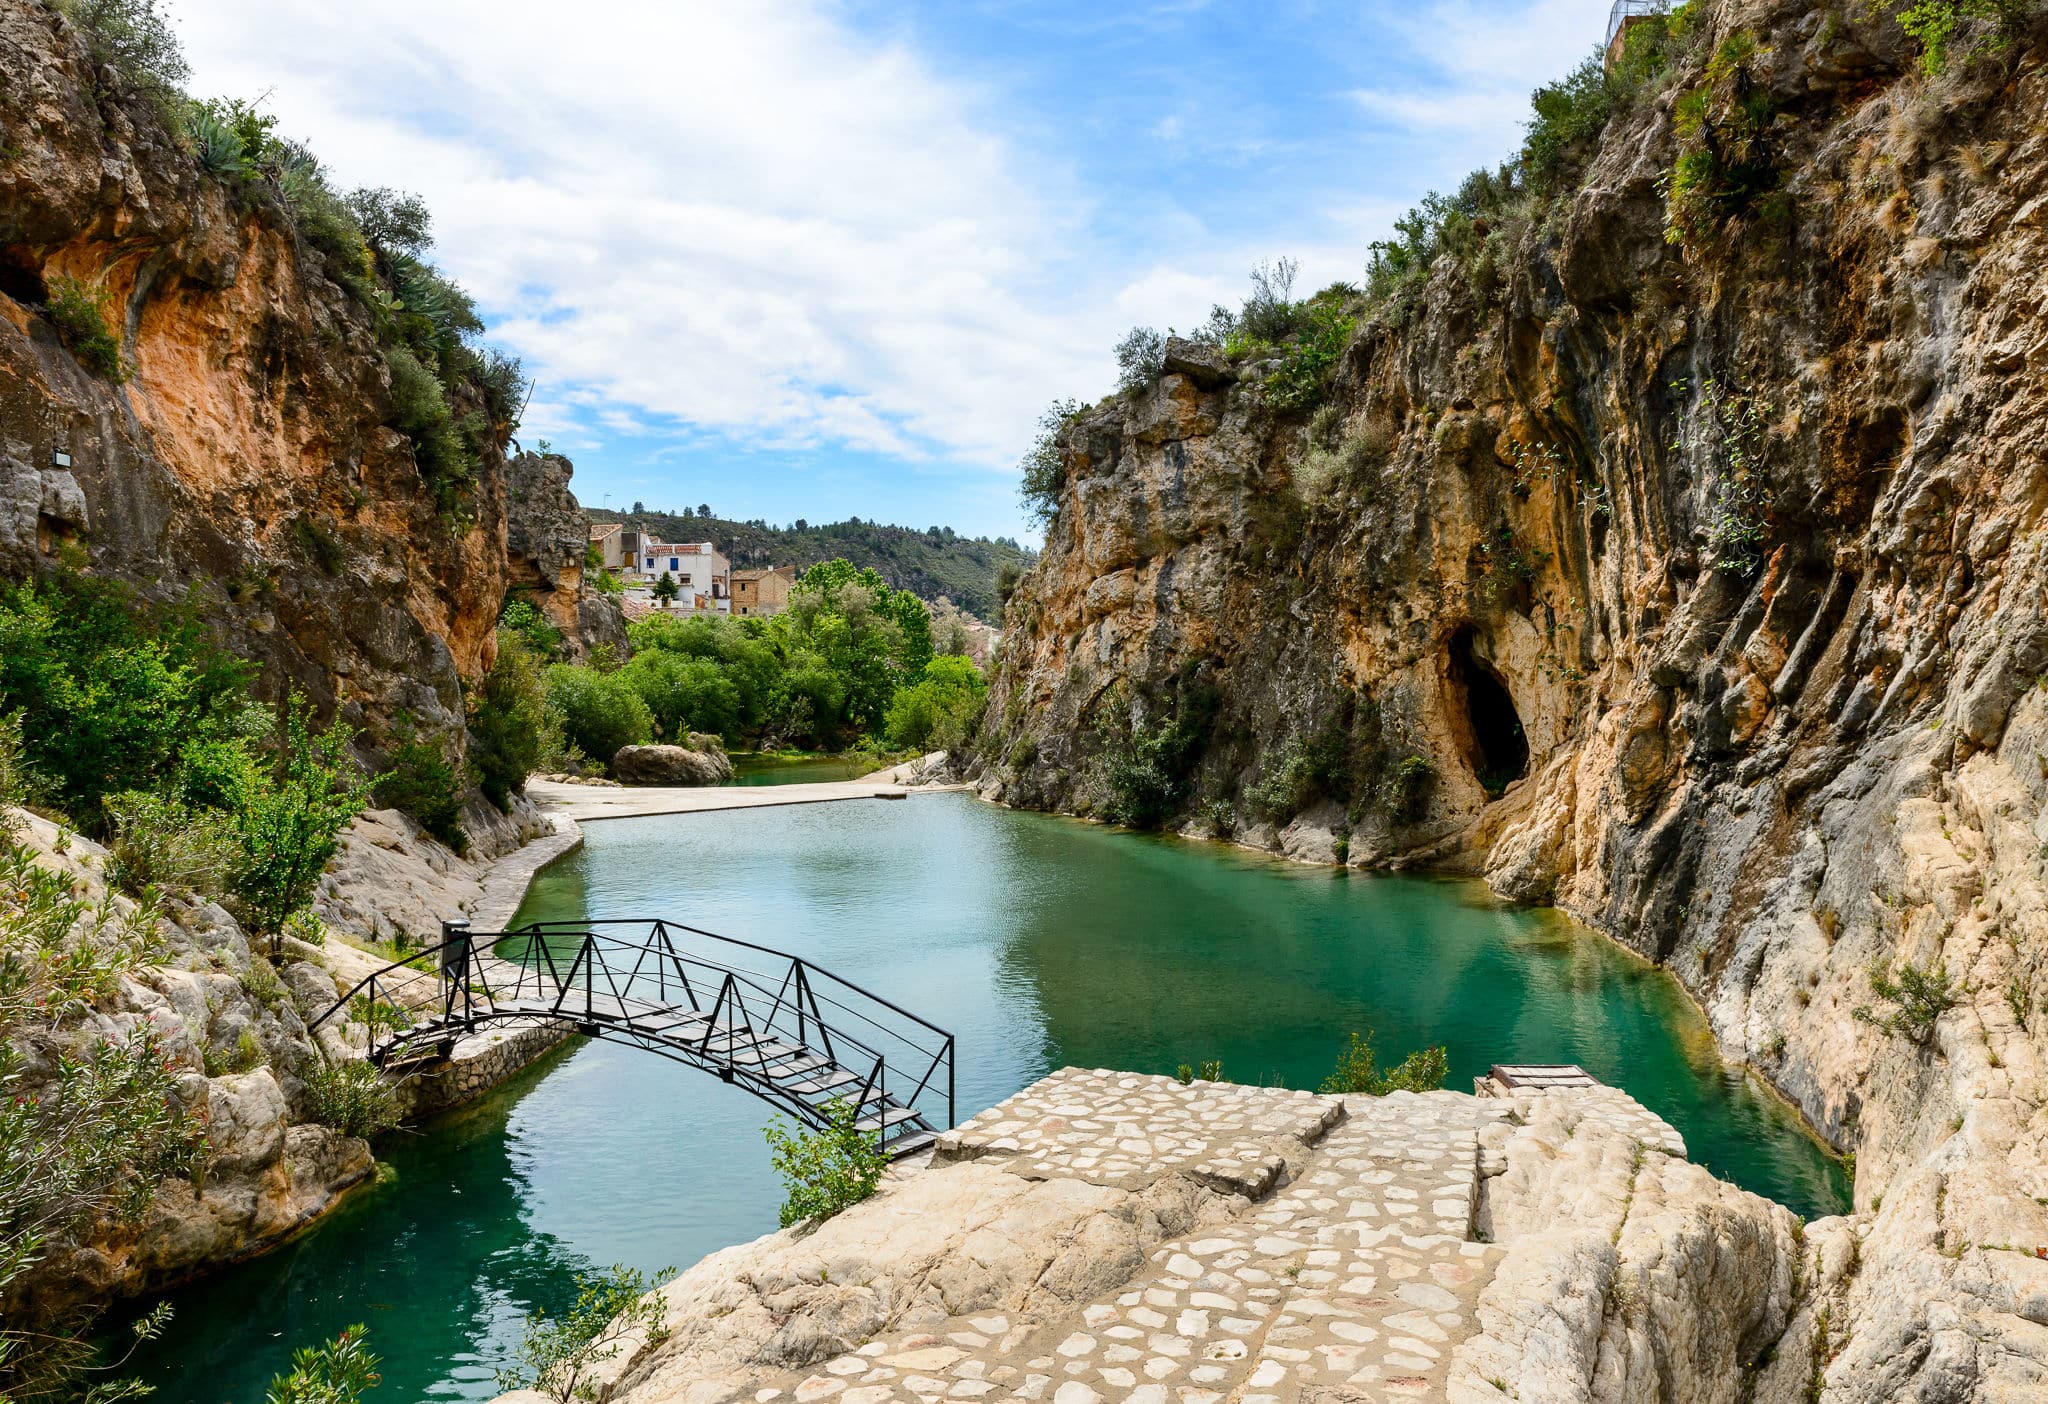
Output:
226 700 373 941
497 1264 674 1404
764 1098 889 1228
266 1325 381 1404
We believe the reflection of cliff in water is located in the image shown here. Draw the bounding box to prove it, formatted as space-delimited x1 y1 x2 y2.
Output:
128 1043 592 1400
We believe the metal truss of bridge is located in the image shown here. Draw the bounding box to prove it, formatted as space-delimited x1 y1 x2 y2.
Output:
311 918 955 1158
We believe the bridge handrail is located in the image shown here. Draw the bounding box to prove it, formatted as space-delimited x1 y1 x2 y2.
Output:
519 918 954 1044
304 918 956 1136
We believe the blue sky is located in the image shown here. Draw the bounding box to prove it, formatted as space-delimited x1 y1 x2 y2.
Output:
176 0 1613 543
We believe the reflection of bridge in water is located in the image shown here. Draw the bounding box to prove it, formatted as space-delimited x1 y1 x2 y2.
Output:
312 918 955 1157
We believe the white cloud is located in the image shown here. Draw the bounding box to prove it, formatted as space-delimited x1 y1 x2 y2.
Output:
176 0 1112 476
1347 0 1615 170
171 0 1615 523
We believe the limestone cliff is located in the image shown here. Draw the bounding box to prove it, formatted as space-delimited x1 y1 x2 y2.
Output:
0 1 617 759
974 0 2048 1394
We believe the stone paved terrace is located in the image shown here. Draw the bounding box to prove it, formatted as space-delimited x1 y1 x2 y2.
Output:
700 1069 1702 1404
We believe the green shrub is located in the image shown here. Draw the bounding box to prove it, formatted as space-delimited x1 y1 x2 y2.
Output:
1019 399 1081 527
499 595 564 662
1175 1060 1225 1084
764 1098 890 1227
1895 0 2037 74
0 574 251 828
1261 300 1355 413
1246 727 1348 823
103 789 236 896
55 0 190 109
1523 54 1613 195
374 724 468 853
468 631 553 808
1115 326 1166 393
385 345 479 521
285 908 328 948
545 663 653 766
883 655 986 752
625 650 741 742
225 699 372 940
1854 960 1963 1045
1236 257 1306 343
302 1060 401 1140
266 1325 380 1404
1 829 205 1400
1104 720 1198 829
43 276 127 380
1383 755 1436 824
495 1264 673 1404
1320 1030 1451 1095
1664 32 1783 252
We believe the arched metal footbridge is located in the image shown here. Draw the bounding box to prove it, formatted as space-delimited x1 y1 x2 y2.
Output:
310 919 955 1158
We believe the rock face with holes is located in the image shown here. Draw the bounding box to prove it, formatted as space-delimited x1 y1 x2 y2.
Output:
516 1069 1812 1404
971 2 2048 1395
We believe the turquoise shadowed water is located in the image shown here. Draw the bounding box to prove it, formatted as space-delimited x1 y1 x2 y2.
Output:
132 794 1847 1402
722 752 870 785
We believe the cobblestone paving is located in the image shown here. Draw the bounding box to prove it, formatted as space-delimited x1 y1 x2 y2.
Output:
745 1072 1685 1404
932 1069 1343 1195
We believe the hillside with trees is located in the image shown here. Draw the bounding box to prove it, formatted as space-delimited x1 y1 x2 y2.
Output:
586 507 1032 621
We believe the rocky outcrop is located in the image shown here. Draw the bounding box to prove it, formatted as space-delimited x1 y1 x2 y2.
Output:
492 1070 1818 1404
0 4 616 767
972 2 2048 1396
6 795 578 1316
507 449 628 659
3 809 373 1316
612 739 735 786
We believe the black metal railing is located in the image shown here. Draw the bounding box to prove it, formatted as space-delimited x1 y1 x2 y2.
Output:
312 917 956 1141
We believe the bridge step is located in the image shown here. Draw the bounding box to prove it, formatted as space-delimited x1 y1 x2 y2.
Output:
881 1128 938 1158
855 1106 922 1133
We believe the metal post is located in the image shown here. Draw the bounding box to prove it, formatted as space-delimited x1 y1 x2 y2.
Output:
441 919 472 1023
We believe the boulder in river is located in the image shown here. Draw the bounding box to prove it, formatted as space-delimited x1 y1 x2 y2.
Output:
611 742 734 787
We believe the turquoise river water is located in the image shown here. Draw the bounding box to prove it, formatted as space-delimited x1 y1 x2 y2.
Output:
133 793 1847 1401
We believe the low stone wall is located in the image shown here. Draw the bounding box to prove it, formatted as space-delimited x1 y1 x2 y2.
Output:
400 1017 580 1119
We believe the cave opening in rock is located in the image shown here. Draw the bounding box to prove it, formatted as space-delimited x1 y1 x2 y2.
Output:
0 247 46 307
1447 626 1528 797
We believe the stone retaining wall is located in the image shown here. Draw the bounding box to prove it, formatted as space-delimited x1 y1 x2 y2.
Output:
400 1017 580 1119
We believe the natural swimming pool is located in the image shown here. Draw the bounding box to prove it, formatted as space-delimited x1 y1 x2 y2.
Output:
135 793 1846 1401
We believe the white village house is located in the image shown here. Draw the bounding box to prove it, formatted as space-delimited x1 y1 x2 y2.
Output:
632 539 730 612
